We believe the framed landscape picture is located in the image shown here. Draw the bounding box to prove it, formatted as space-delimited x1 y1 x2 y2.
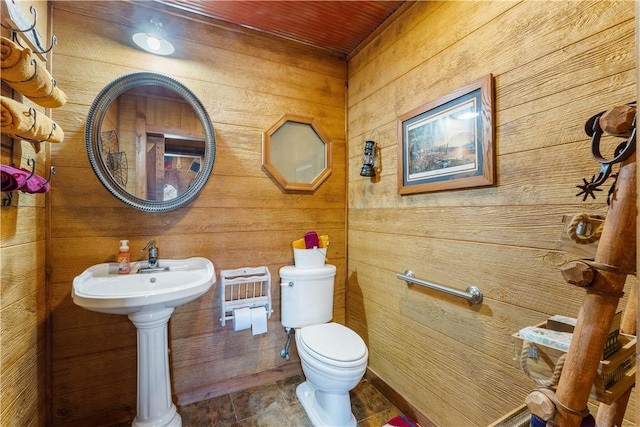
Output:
397 74 495 195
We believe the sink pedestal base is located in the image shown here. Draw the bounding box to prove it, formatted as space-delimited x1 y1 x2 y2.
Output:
129 308 181 427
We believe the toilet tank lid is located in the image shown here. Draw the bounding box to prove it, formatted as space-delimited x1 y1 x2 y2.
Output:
279 264 336 279
298 322 367 362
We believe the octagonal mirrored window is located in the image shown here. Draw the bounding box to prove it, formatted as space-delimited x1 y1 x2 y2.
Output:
262 115 332 192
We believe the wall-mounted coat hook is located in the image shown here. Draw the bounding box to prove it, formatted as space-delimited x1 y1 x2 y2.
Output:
21 158 53 193
43 165 56 187
0 2 56 57
2 191 12 207
25 157 36 181
1 157 56 206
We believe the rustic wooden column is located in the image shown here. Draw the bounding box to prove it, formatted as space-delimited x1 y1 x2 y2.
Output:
594 282 637 426
552 153 636 427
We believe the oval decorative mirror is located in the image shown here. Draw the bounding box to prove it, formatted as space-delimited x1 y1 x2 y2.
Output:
262 115 332 192
86 72 216 212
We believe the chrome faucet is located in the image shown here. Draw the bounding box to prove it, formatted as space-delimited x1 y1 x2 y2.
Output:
143 240 158 268
138 240 169 273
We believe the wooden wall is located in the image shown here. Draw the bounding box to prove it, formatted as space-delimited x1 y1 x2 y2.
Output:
48 1 346 425
3 1 636 426
346 1 636 425
0 1 50 426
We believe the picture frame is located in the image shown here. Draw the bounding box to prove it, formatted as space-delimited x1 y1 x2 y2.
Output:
397 74 495 195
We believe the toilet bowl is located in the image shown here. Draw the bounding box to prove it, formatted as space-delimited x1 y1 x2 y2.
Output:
295 322 368 427
279 264 369 427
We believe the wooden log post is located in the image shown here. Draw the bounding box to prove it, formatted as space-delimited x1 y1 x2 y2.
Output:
551 152 636 427
594 282 637 427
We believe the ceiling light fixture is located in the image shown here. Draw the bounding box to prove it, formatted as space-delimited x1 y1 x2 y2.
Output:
132 18 175 56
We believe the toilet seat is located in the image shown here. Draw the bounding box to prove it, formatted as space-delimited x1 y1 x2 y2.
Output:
298 323 367 368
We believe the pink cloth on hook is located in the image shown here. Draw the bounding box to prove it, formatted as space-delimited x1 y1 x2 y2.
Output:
20 167 50 193
0 164 50 193
1 164 28 191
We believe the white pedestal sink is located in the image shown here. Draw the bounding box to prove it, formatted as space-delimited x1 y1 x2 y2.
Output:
72 257 216 427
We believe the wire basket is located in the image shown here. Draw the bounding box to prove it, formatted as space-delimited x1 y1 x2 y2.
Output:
100 130 128 186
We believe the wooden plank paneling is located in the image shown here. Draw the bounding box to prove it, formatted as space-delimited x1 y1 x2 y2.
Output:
48 2 346 424
1 4 50 426
49 231 345 283
349 206 606 250
0 244 46 425
348 141 635 209
348 3 635 151
1 242 45 309
52 1 346 79
176 362 303 406
37 1 637 425
347 0 636 425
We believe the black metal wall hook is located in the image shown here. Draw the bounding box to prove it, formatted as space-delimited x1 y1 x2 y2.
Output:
0 4 57 55
0 5 37 33
22 159 55 190
1 158 56 207
2 191 13 207
42 166 56 187
25 157 37 181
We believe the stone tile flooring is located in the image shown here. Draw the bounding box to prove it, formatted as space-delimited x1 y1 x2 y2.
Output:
176 374 403 427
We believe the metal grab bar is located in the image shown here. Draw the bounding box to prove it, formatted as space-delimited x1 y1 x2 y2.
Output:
397 270 483 305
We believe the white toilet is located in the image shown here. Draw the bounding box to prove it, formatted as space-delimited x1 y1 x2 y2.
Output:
280 264 368 427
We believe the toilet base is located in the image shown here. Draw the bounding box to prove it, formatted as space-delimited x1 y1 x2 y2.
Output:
296 381 357 427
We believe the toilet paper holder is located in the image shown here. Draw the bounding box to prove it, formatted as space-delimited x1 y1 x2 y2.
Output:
219 266 273 327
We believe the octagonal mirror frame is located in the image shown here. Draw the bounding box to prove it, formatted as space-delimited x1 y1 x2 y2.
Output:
262 114 332 193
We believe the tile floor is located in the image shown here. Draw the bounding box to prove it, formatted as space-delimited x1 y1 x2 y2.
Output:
176 374 403 427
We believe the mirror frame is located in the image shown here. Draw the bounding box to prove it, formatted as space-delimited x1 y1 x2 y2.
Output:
262 114 332 193
85 72 216 212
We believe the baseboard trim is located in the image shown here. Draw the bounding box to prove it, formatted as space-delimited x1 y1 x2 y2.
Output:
176 361 303 406
365 368 437 427
52 406 135 427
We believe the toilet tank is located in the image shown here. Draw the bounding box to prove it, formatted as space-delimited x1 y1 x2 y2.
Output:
280 264 336 328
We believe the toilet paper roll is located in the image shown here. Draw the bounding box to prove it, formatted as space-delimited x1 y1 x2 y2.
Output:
232 307 252 331
250 306 268 335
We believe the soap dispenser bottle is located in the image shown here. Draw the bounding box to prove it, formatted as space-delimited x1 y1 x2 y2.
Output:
117 240 131 274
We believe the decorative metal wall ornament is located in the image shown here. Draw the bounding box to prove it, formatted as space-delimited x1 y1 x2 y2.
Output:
575 103 636 205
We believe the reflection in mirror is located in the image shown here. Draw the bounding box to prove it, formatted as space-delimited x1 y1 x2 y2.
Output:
262 115 332 192
86 73 215 212
101 85 205 201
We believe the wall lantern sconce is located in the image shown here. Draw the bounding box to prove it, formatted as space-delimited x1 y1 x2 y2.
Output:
360 140 377 177
132 18 175 56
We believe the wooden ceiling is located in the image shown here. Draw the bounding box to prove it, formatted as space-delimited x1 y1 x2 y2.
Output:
154 1 406 55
